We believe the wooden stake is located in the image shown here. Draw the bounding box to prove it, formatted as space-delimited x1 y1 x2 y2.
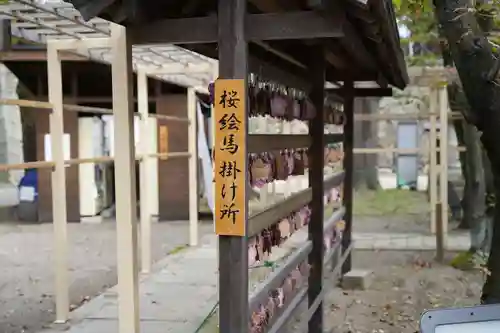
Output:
436 202 445 263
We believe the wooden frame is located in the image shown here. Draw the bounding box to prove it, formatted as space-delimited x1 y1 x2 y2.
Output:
2 0 409 332
130 11 344 44
350 85 463 257
0 32 199 329
213 1 354 331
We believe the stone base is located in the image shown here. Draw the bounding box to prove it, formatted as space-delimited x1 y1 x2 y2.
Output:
341 269 374 290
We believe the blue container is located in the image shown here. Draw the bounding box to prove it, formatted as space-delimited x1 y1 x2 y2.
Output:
17 169 39 222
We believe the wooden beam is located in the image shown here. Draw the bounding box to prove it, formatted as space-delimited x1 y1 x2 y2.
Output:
249 241 312 312
249 134 343 154
130 11 343 44
0 50 88 61
36 96 157 103
247 172 344 236
341 80 354 275
326 70 380 82
326 87 393 98
248 54 310 91
335 21 378 72
308 0 388 85
0 20 11 51
308 43 326 333
247 11 343 40
64 0 115 21
344 0 377 24
186 44 311 92
368 0 408 88
217 0 249 332
131 16 217 44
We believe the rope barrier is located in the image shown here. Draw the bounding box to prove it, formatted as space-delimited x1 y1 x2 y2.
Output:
0 98 190 121
0 152 192 171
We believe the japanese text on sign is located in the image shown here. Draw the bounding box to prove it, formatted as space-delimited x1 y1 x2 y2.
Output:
214 79 246 236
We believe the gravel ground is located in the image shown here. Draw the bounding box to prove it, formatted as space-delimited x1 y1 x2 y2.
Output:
287 190 482 333
0 189 477 333
323 250 484 333
285 250 483 333
0 221 212 333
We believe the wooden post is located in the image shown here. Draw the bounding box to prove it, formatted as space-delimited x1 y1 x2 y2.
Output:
217 0 249 332
342 81 354 275
429 87 438 234
435 202 445 263
138 69 152 274
47 41 69 324
439 86 449 237
308 43 326 333
187 87 199 246
110 24 140 333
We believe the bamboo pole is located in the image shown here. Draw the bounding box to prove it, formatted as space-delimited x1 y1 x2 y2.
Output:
0 161 54 171
149 113 190 122
0 152 192 171
65 156 115 165
147 152 191 159
0 99 191 123
0 98 53 109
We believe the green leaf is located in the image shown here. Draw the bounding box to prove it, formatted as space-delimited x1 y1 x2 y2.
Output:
422 0 433 13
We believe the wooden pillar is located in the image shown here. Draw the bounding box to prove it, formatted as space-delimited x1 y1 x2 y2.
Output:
439 86 449 236
307 43 326 333
187 87 199 246
217 0 249 332
138 69 152 273
47 41 69 324
342 81 354 274
0 20 11 51
110 24 140 333
429 87 438 234
35 108 79 222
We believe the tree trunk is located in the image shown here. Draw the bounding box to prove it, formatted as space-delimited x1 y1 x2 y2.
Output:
461 123 487 250
442 35 467 193
435 0 500 303
353 97 380 190
439 29 467 225
457 116 487 232
447 84 468 227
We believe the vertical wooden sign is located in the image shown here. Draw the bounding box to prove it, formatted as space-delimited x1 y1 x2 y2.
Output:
159 125 168 160
214 79 247 236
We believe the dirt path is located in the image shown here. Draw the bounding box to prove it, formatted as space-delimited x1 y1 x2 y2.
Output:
0 221 212 333
324 251 484 333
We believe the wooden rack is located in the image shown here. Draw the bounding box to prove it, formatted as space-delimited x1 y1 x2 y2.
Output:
0 84 195 323
212 50 361 333
29 0 409 330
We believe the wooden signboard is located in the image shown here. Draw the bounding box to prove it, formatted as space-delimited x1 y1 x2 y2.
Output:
159 125 168 160
213 79 247 236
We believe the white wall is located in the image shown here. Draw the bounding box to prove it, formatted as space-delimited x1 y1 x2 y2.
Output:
78 117 99 216
0 64 23 207
0 64 23 185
